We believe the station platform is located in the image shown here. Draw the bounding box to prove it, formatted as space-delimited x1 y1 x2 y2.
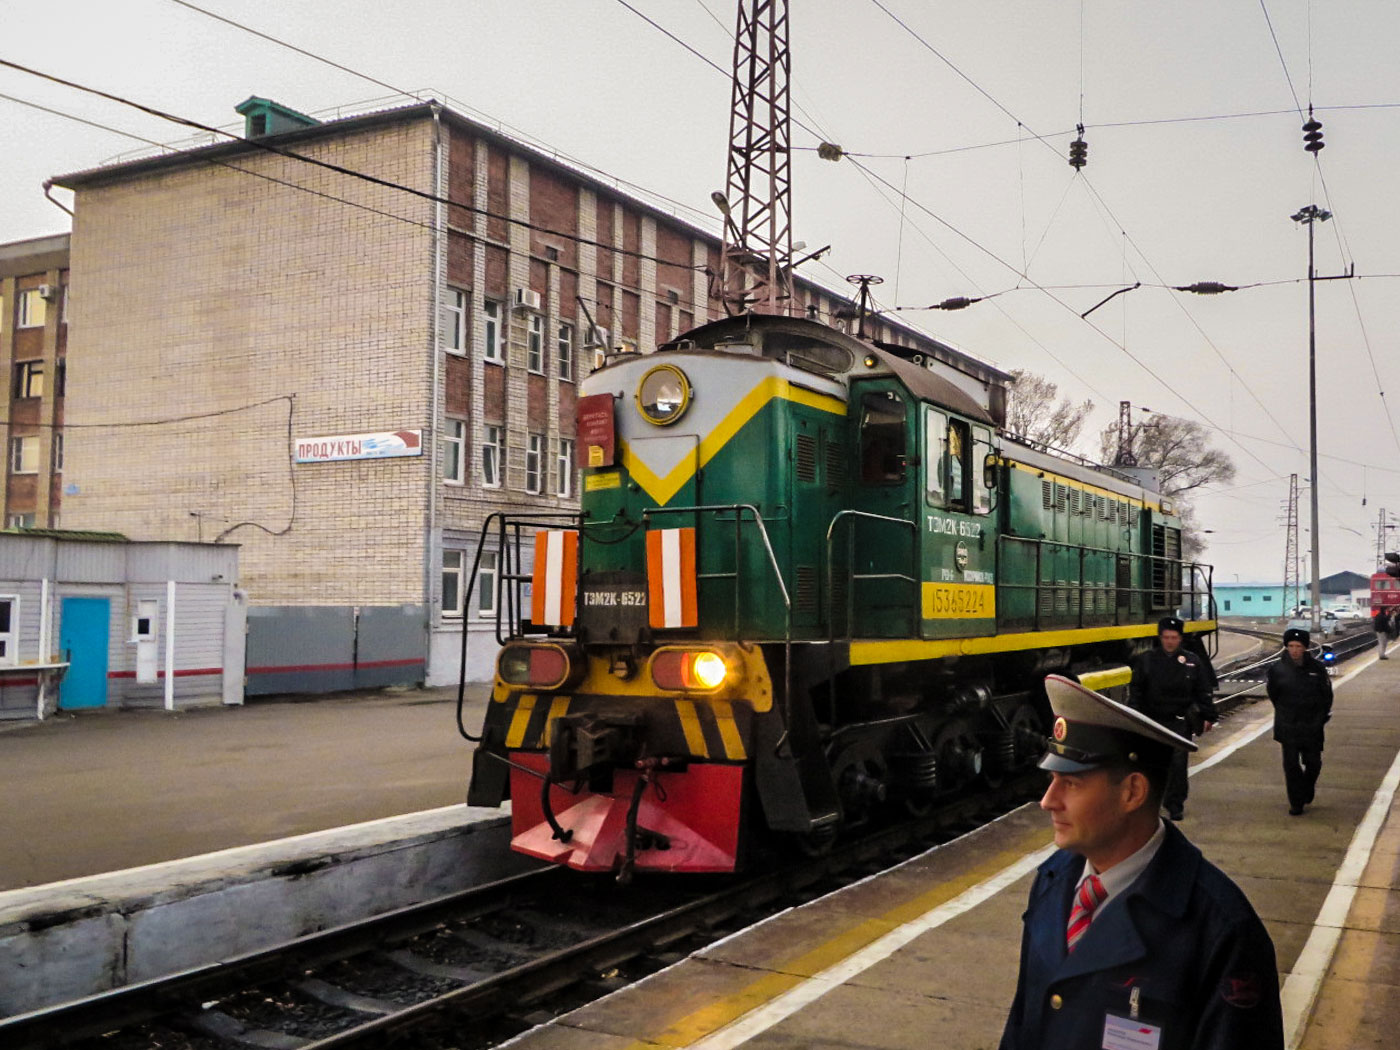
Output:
0 683 494 889
503 652 1400 1050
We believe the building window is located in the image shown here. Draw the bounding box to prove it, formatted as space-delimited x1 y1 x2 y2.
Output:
12 361 43 400
9 436 38 475
527 315 545 374
482 425 503 488
5 514 34 529
558 323 574 381
442 287 467 354
17 290 45 329
442 550 463 617
443 419 466 483
0 597 15 664
525 433 543 494
557 439 575 498
60 285 69 325
477 551 499 617
55 358 66 397
53 433 63 473
483 298 504 363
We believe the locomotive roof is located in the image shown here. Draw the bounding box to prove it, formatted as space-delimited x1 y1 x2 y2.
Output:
658 314 996 425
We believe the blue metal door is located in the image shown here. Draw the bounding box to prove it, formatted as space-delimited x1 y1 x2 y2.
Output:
59 597 110 710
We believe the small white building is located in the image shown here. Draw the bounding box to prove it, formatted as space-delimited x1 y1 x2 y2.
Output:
0 531 245 721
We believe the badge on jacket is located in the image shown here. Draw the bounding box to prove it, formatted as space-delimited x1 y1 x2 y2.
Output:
1103 1013 1162 1049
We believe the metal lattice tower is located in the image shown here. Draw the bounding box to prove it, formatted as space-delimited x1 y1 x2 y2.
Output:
1377 507 1390 569
714 0 793 315
1113 401 1138 467
1281 474 1301 615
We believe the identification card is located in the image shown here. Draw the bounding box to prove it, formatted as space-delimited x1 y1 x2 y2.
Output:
1102 1012 1162 1050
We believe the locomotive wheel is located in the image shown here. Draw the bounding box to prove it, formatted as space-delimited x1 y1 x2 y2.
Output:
829 739 889 825
793 822 839 857
933 717 984 794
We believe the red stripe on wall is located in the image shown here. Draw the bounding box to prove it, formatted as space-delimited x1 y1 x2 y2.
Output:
108 667 223 680
245 658 425 675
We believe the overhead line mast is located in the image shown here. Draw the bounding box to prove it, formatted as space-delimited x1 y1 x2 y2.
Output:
714 0 793 316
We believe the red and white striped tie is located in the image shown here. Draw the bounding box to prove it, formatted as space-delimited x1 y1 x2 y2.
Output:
1065 874 1107 952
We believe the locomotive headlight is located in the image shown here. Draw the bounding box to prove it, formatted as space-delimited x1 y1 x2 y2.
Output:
691 651 727 689
636 364 692 426
649 647 736 692
496 643 581 690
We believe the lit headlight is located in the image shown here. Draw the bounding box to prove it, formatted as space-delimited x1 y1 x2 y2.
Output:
650 648 733 691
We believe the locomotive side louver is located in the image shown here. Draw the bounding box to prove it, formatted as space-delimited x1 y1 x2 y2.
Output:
795 433 818 482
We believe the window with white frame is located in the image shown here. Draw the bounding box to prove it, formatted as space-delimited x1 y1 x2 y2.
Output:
17 290 45 329
482 425 503 488
477 550 498 617
0 596 15 664
9 436 38 475
60 285 69 325
53 433 63 473
527 315 545 373
525 433 543 494
441 550 463 617
442 287 467 353
6 514 34 529
557 322 574 381
443 419 466 483
483 298 504 363
557 438 575 498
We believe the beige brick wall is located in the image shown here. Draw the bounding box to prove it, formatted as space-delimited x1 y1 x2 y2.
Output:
64 120 436 606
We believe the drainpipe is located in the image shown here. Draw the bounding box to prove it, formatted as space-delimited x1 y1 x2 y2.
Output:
426 103 445 672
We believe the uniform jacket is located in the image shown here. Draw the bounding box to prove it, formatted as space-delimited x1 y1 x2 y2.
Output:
1000 822 1283 1050
1266 653 1334 748
1129 646 1218 729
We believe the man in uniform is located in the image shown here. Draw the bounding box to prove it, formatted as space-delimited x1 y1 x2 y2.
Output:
1000 675 1283 1050
1128 616 1217 821
1266 627 1334 815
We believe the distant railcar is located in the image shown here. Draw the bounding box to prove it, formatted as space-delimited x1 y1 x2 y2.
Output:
464 314 1215 876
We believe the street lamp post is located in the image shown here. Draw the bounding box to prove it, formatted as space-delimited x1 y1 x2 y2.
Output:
1292 204 1331 635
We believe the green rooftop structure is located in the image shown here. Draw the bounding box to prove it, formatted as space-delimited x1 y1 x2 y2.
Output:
235 96 321 138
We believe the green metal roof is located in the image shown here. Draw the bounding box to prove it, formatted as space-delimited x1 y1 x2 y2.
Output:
0 528 129 542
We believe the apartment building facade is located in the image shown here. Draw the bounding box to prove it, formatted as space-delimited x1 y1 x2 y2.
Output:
0 234 68 532
52 97 987 687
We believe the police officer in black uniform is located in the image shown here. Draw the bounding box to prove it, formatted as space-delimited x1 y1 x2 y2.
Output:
1266 627 1334 815
1000 675 1283 1050
1128 616 1217 821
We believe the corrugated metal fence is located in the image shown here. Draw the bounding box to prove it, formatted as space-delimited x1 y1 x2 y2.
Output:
245 604 426 696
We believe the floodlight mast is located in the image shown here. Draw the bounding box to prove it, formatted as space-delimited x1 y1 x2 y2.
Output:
714 0 793 316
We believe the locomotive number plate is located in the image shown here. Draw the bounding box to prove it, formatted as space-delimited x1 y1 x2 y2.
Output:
921 582 996 619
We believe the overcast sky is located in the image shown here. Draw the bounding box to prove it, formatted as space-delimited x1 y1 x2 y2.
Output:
4 0 1397 584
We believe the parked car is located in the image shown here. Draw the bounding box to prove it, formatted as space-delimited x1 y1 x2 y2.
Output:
1286 610 1339 637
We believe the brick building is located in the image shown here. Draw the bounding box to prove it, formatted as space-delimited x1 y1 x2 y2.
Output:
50 96 990 687
1 234 68 531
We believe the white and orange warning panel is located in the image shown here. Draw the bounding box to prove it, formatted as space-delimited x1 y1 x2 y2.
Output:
531 530 578 626
646 527 698 629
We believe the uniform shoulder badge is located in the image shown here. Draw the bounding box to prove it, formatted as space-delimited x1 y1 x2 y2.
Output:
1178 654 1188 663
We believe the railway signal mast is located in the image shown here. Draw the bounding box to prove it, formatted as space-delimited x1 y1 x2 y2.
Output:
713 0 793 315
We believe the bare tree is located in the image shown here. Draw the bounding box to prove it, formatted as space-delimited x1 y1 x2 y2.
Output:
1098 415 1236 558
1003 370 1094 454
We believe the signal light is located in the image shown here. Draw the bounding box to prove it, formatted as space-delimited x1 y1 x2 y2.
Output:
497 643 576 689
1068 124 1088 170
651 649 731 691
1321 647 1337 664
1302 116 1325 154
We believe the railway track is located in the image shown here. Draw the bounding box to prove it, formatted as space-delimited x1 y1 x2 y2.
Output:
0 771 1045 1050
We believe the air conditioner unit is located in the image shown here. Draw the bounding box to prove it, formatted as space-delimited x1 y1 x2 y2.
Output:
37 284 57 301
588 326 611 349
513 288 541 311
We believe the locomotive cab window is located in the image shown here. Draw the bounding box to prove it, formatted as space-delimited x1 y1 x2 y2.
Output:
972 425 994 515
859 392 907 485
925 407 971 510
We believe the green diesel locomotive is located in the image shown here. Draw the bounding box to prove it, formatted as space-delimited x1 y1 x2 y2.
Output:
465 313 1215 875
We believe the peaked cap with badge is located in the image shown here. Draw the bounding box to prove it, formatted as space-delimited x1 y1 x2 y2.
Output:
1040 673 1196 775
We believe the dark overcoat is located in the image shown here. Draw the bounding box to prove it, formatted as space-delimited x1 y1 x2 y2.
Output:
1000 822 1283 1050
1265 654 1333 748
1129 646 1217 729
